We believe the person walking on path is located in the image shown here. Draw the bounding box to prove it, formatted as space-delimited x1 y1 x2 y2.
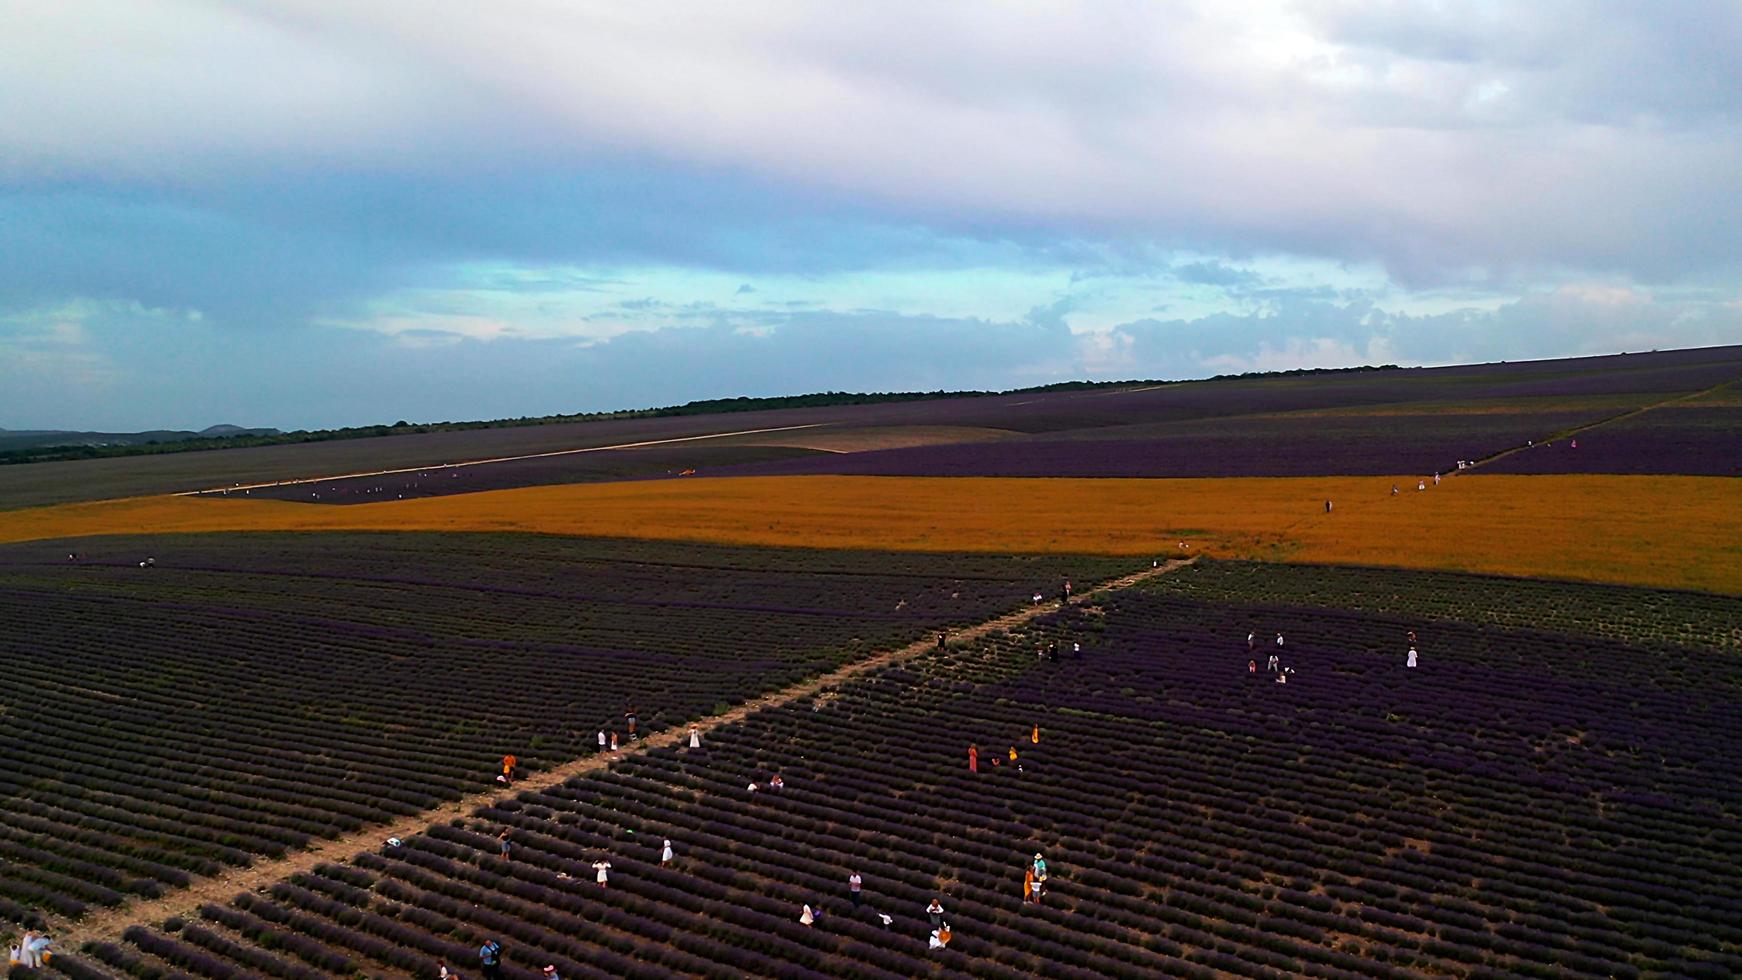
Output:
968 744 978 773
498 830 512 862
609 731 620 752
661 839 675 866
1407 647 1418 668
688 725 702 749
849 872 863 907
1325 499 1333 513
927 899 945 930
478 940 503 980
597 730 607 754
937 631 947 651
500 754 517 784
593 859 612 887
625 707 639 741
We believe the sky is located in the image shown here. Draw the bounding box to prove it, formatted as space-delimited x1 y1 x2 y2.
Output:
3 1 1740 431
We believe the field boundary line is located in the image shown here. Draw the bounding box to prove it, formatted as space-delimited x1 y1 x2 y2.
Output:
53 556 1197 949
1460 373 1742 473
174 423 834 496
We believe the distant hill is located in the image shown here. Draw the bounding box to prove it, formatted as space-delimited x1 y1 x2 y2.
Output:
0 425 280 455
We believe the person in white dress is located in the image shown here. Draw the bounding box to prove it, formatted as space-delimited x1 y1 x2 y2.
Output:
799 904 815 926
1407 647 1418 668
688 726 701 749
593 860 612 887
661 839 674 865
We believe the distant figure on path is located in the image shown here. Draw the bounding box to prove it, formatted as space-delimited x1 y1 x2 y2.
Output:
1391 485 1399 496
662 839 675 865
610 732 620 752
593 859 612 887
968 744 978 773
1433 473 1441 485
1247 630 1256 651
1073 641 1081 659
1033 591 1044 604
800 904 815 926
1031 725 1040 745
625 707 638 741
1009 746 1020 771
937 631 947 651
849 872 863 906
498 830 511 861
1248 659 1257 675
1407 630 1417 645
1023 867 1036 904
500 754 517 783
1275 633 1285 648
689 725 702 749
1407 647 1418 668
1325 500 1333 513
927 899 945 929
478 939 503 980
1418 480 1426 491
597 730 607 753
1267 654 1280 672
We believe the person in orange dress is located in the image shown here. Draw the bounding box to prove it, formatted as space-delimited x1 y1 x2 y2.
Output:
968 744 978 773
501 754 517 783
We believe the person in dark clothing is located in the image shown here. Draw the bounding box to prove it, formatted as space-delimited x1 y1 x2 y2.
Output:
937 632 947 651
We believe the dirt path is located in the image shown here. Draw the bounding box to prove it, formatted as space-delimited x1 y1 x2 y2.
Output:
176 422 833 496
1460 377 1739 473
53 556 1195 950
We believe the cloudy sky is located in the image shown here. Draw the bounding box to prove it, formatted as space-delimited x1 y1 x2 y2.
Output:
4 1 1740 430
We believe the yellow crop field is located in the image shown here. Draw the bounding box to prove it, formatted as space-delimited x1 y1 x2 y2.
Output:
2 474 1737 594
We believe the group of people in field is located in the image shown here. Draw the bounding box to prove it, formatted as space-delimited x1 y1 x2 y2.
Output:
7 931 55 969
1247 627 1424 680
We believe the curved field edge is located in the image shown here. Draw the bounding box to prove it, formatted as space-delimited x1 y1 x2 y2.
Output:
1 473 1738 595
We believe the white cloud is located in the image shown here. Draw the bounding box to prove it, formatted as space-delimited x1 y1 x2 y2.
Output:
4 2 1739 286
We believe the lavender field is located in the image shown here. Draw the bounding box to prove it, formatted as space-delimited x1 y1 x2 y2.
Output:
54 563 1742 978
0 532 1127 928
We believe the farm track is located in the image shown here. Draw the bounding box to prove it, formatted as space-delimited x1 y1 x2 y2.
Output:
1461 374 1742 473
51 556 1196 951
175 422 833 495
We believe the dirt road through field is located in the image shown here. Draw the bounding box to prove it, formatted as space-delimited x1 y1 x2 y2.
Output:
51 556 1194 951
177 422 833 495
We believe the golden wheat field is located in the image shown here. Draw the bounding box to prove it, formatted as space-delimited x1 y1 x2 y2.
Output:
3 473 1737 594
